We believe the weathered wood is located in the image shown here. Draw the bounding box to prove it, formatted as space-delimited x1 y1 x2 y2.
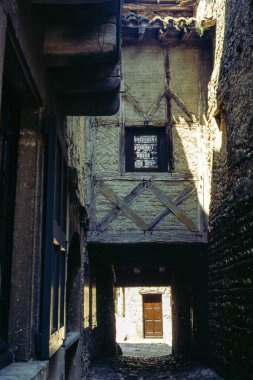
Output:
31 0 112 3
88 230 207 244
60 91 120 116
98 181 149 231
150 184 198 232
202 19 216 30
119 98 126 173
148 184 196 230
44 18 117 65
50 69 120 94
146 91 165 123
166 87 196 121
125 0 187 3
97 180 152 232
124 91 146 118
123 4 193 12
86 117 97 230
49 64 120 94
95 173 198 181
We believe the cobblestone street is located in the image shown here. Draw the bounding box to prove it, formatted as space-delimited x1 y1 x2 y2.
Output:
87 343 223 380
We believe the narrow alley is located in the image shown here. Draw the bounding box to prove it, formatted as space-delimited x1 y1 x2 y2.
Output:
0 0 252 380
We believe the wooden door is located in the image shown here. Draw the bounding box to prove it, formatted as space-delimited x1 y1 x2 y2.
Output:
143 294 163 338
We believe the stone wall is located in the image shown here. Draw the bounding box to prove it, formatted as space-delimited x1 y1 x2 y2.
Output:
196 0 253 378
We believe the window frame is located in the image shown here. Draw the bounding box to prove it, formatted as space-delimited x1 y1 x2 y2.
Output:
0 87 20 346
125 126 168 172
40 118 68 360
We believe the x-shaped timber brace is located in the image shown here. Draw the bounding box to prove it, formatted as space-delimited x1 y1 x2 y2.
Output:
96 180 198 232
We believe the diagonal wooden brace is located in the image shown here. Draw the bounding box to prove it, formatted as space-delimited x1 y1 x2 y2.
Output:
150 184 198 232
98 181 149 231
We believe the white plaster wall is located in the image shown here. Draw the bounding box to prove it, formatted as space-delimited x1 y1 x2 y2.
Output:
116 287 172 345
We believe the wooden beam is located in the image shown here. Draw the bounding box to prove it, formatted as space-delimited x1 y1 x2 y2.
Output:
148 184 196 230
124 0 184 3
31 0 112 3
98 181 149 231
49 65 120 94
167 88 196 121
59 91 120 116
95 173 198 181
88 230 207 244
202 19 216 30
150 184 198 232
44 18 117 65
123 4 193 12
97 180 152 232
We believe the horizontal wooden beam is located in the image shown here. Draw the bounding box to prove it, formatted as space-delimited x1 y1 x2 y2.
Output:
124 0 186 3
95 174 198 181
57 77 120 94
124 0 196 3
44 18 117 65
123 4 193 11
88 230 207 244
49 64 120 94
59 91 120 116
31 0 112 3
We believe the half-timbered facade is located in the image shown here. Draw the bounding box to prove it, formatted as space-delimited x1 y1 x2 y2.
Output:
87 0 212 246
86 0 212 357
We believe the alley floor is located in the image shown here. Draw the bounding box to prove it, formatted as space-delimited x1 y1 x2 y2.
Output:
87 343 223 380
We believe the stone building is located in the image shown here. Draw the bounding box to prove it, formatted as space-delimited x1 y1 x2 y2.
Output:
0 0 120 378
0 0 252 379
115 287 172 345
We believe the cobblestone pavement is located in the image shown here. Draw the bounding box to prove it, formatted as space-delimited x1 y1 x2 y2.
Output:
120 343 172 357
87 343 223 380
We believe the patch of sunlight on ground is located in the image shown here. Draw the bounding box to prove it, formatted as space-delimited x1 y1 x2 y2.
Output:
119 342 172 357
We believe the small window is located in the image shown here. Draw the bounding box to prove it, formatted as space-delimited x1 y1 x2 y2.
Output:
125 127 168 172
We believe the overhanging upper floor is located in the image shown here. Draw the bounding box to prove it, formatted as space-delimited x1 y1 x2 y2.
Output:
30 0 121 115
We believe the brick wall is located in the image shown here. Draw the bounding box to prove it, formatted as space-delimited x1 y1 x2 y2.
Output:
197 0 253 378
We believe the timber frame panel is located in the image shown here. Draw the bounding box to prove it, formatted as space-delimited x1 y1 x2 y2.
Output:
88 177 207 244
